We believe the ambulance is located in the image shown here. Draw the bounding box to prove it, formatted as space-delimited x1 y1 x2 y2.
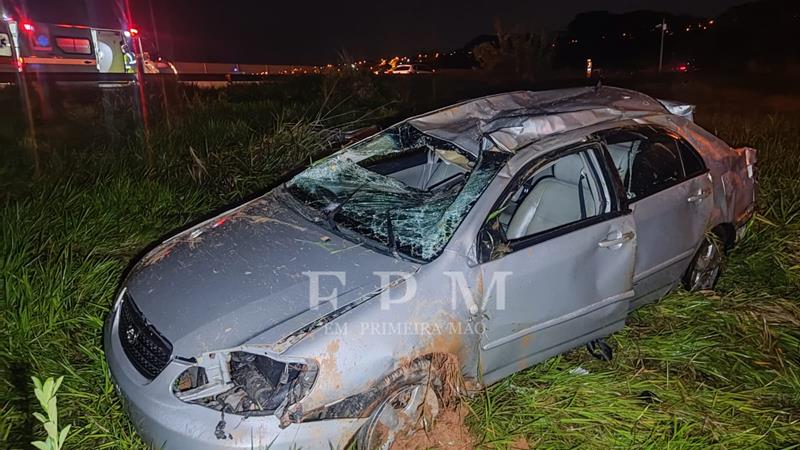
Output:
2 16 136 74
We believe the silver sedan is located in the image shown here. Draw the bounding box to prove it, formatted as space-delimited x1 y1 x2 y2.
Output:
104 87 756 449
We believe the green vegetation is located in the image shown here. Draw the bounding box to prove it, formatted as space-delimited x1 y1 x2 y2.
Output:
31 376 71 450
1 77 798 448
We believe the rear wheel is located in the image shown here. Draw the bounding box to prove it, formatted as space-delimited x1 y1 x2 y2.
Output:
684 235 724 291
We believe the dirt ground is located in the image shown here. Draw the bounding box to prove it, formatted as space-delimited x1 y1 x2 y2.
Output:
390 404 533 449
391 405 476 450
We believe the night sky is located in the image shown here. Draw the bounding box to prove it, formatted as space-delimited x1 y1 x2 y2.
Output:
15 0 750 64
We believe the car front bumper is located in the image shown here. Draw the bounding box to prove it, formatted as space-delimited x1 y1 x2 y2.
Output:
103 304 364 450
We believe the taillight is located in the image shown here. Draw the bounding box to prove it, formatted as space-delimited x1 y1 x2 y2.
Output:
744 147 757 178
744 147 757 166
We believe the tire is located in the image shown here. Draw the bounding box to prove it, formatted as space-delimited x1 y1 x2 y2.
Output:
356 382 439 450
683 235 725 291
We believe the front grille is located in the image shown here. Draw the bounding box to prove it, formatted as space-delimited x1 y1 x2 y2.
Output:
118 291 173 379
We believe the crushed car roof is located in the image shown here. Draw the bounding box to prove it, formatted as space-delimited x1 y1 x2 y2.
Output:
407 86 673 155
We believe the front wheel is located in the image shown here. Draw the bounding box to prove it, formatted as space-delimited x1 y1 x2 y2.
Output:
684 235 724 291
356 383 440 450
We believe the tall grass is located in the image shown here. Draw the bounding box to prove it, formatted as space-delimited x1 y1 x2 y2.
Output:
1 78 798 448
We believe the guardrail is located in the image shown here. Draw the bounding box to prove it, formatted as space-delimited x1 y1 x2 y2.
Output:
0 71 310 84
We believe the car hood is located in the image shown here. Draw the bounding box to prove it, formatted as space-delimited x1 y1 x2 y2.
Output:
125 189 418 357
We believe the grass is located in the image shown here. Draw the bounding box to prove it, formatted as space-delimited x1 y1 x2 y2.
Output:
1 76 799 449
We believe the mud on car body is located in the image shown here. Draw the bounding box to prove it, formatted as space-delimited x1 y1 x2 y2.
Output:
104 87 756 449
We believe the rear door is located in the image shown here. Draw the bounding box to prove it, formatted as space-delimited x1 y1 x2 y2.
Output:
477 143 636 383
93 30 125 73
602 127 713 308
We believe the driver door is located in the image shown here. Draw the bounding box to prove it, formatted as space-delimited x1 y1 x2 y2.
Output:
477 143 636 384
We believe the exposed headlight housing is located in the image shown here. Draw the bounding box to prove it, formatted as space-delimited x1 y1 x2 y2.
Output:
172 349 317 417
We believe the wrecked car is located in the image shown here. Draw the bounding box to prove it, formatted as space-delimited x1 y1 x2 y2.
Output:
103 86 757 449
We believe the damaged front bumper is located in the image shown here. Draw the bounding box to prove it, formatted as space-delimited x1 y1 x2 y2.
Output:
104 305 364 450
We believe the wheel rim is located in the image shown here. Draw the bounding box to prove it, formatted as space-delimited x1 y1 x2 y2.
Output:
362 384 439 450
690 239 721 290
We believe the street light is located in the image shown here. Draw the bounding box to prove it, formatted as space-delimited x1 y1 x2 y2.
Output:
657 18 667 73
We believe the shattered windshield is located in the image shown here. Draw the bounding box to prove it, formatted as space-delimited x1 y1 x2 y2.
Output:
286 123 508 261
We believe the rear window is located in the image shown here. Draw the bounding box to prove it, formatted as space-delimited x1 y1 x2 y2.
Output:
676 139 706 178
629 141 683 199
55 37 92 55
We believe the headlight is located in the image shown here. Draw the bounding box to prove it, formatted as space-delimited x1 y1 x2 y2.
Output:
172 348 318 417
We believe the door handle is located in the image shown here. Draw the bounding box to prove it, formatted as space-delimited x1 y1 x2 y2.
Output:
687 188 711 203
598 231 635 248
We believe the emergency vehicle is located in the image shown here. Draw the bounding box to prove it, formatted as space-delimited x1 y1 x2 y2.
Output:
1 15 136 74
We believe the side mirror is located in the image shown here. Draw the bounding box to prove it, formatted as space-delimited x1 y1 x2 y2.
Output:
476 221 509 264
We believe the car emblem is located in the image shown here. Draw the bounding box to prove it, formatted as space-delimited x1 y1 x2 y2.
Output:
125 326 139 344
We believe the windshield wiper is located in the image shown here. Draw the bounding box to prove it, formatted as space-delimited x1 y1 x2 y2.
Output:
323 184 366 231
